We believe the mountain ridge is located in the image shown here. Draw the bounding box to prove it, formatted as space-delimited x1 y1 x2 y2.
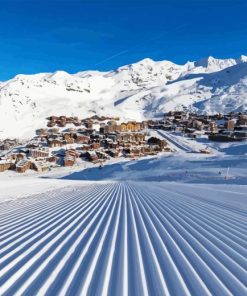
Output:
0 55 246 139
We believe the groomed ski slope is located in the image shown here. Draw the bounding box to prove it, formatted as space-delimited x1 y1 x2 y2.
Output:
0 182 246 296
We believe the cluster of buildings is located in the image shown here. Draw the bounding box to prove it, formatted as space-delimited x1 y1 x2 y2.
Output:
149 111 247 141
0 115 171 174
0 139 20 151
1 111 246 174
46 115 120 128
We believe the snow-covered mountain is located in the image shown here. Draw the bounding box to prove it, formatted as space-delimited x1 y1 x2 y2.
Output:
0 55 247 138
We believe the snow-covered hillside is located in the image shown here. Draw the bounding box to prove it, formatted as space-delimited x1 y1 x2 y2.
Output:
0 55 247 138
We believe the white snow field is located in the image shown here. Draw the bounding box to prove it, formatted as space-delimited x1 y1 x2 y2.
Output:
0 181 246 296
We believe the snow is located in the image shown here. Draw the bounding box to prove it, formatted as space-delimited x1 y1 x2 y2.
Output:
1 127 247 295
0 55 247 139
0 181 246 295
195 56 237 72
0 53 247 294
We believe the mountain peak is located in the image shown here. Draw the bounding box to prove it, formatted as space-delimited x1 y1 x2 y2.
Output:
48 70 71 79
136 58 155 64
195 56 221 67
239 55 247 63
195 56 237 71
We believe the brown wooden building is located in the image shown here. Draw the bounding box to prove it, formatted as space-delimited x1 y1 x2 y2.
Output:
16 160 31 173
0 161 13 172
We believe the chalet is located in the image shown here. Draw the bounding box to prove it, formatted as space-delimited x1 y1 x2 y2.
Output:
47 116 59 122
209 131 247 142
88 115 101 121
234 131 247 139
108 142 119 149
63 149 78 167
63 133 74 144
140 121 149 129
225 119 235 131
47 115 82 127
74 121 81 127
36 128 48 136
117 133 145 143
100 124 121 134
32 161 50 173
147 137 167 148
16 159 31 173
107 120 118 126
27 142 40 149
0 160 13 172
152 145 164 152
57 117 67 127
121 142 132 148
0 139 17 151
173 111 189 121
5 154 16 161
48 134 60 140
120 122 141 132
83 151 99 162
15 153 26 161
47 121 56 127
122 147 137 157
140 146 158 155
59 116 66 121
58 121 66 128
209 122 218 133
77 128 86 133
30 148 49 159
66 148 78 157
0 143 10 150
237 114 247 126
81 129 95 136
163 146 173 152
99 125 106 134
90 133 101 141
106 133 118 142
48 139 64 148
75 134 90 144
185 128 197 138
96 151 110 160
106 149 120 158
120 123 127 132
65 117 73 124
84 121 93 129
49 128 59 134
67 127 77 133
235 125 247 131
6 139 18 145
90 142 101 149
46 156 58 163
129 147 143 157
191 120 204 130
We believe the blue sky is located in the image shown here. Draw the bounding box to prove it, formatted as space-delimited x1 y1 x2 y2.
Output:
0 0 246 80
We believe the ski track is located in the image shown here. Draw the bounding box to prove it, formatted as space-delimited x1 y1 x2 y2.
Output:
0 182 246 296
157 130 195 153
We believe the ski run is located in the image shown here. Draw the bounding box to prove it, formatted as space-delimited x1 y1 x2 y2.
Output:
0 181 246 296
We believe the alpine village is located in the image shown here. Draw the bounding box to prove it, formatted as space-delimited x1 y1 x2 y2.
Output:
0 111 247 174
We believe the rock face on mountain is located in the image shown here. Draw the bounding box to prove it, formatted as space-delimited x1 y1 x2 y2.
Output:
0 55 246 138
